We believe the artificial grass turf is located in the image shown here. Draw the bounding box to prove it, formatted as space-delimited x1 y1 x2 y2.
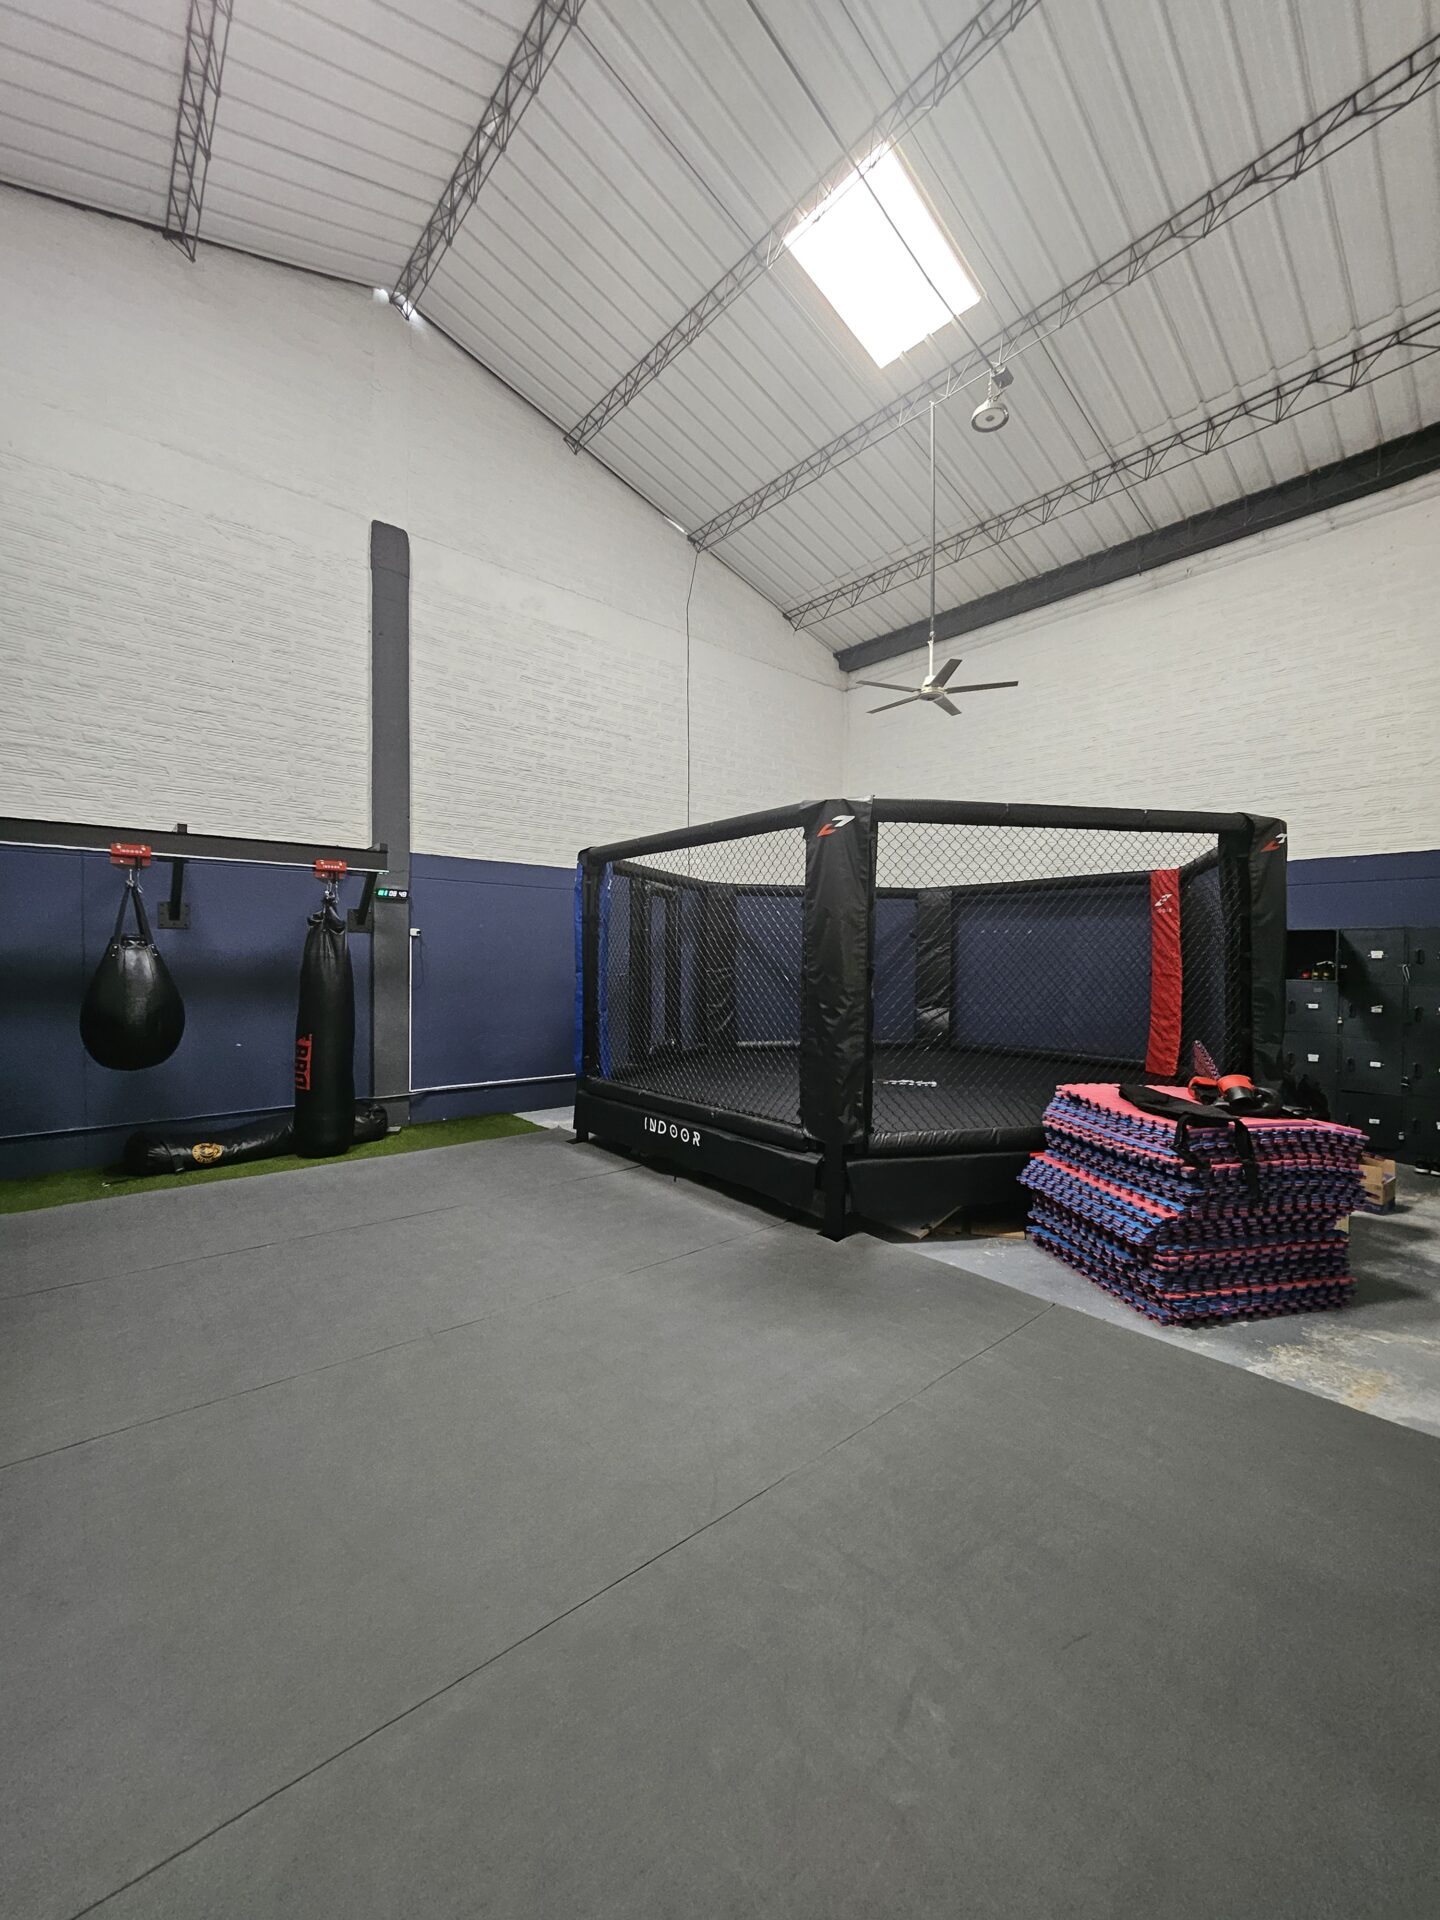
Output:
0 1112 541 1216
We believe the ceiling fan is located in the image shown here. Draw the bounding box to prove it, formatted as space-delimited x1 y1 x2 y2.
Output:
857 654 1019 716
855 399 1019 719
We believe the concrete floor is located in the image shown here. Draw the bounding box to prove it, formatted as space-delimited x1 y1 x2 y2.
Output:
919 1171 1440 1438
525 1110 1440 1440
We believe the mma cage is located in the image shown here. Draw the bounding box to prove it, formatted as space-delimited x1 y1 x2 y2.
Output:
574 799 1286 1237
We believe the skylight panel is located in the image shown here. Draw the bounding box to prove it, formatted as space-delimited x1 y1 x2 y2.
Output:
783 146 982 367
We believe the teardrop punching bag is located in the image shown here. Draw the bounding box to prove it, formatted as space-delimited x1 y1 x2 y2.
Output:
293 895 355 1157
80 876 186 1071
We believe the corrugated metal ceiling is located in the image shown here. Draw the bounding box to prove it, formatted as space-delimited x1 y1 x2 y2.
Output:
1 0 1437 653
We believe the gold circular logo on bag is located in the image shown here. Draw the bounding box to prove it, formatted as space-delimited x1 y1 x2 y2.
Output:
191 1142 224 1165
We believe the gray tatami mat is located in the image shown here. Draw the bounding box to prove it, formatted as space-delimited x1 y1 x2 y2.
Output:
0 1130 621 1298
6 1138 1438 1919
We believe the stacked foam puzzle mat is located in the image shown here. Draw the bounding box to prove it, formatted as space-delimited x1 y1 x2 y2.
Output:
1022 1083 1367 1325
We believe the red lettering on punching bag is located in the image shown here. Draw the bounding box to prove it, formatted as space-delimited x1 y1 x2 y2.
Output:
294 1034 313 1091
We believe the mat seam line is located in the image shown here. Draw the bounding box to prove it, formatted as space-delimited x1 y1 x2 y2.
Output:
1 1162 638 1300
0 1225 781 1472
61 1301 1053 1919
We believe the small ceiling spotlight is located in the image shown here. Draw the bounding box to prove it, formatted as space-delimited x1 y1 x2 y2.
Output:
971 363 1014 434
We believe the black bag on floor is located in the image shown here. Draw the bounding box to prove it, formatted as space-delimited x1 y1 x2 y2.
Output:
124 1101 389 1175
123 1110 293 1175
293 898 355 1157
80 879 185 1071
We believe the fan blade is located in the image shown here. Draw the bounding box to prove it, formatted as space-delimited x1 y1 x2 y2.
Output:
856 679 922 693
869 694 922 713
935 695 962 717
931 657 964 686
942 679 1019 694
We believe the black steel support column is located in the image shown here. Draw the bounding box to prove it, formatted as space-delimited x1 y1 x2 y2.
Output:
370 522 412 1125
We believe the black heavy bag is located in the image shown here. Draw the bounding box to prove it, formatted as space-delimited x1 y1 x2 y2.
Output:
79 879 185 1071
293 898 355 1157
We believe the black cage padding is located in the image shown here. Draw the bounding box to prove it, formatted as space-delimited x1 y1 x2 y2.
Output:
578 799 1285 1174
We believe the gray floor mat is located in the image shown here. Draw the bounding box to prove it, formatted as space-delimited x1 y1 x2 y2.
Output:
0 1131 621 1298
81 1296 1440 1920
0 1168 770 1462
3 1224 1037 1920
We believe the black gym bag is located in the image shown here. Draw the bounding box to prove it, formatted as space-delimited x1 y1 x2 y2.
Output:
79 879 185 1071
124 1102 389 1175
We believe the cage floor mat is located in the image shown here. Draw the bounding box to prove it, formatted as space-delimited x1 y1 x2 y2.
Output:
604 1044 1133 1145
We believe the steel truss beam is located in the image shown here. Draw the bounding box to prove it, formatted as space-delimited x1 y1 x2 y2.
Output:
563 0 1039 451
163 0 233 259
838 421 1440 671
693 32 1440 550
785 304 1440 628
391 0 585 315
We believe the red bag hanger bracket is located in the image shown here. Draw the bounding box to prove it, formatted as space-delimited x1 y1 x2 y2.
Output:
109 842 152 869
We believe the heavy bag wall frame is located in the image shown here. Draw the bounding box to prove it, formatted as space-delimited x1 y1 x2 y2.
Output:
574 798 1286 1237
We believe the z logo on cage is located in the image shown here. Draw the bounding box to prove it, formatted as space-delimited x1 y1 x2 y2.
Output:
643 1116 702 1148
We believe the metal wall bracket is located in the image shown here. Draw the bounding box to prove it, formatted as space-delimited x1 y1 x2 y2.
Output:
157 822 191 929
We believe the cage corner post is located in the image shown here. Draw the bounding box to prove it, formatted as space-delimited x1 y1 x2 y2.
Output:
801 799 875 1241
1242 812 1289 1084
573 855 602 1143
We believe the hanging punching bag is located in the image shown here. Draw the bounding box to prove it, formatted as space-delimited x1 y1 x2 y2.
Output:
293 894 355 1157
80 876 186 1071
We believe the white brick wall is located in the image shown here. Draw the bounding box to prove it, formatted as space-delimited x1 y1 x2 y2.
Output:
0 190 842 862
844 474 1440 862
9 187 1434 872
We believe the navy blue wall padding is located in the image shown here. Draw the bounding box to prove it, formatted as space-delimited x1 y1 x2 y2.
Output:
872 894 917 1043
736 891 802 1043
649 890 669 1041
407 852 573 1097
950 878 1152 1060
1288 848 1440 929
680 888 703 1049
0 846 371 1177
1 846 583 1176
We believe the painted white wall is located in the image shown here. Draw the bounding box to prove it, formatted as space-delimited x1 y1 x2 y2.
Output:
0 189 843 863
843 472 1440 862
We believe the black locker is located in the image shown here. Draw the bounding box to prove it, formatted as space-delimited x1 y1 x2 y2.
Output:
1338 1092 1405 1154
1338 928 1407 1001
1283 1036 1337 1088
1339 1040 1404 1097
1404 928 1440 979
1283 979 1337 1033
1403 996 1440 1077
1400 929 1440 1097
1340 993 1405 1055
1406 1100 1440 1167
